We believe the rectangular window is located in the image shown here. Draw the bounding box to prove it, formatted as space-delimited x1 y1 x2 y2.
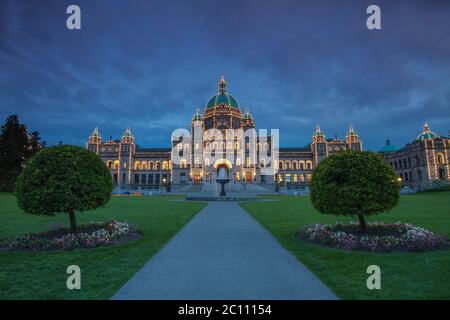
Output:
122 173 126 183
149 174 154 184
134 174 140 184
155 174 160 184
113 173 118 183
141 174 147 184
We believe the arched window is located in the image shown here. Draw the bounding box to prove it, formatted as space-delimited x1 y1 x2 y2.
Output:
180 159 187 169
134 161 141 170
107 160 112 169
142 161 147 170
292 160 298 170
162 161 169 170
279 161 284 170
204 158 210 166
299 161 305 170
155 161 161 170
285 160 291 170
236 158 242 166
306 161 313 170
114 160 120 170
148 161 154 170
437 153 445 165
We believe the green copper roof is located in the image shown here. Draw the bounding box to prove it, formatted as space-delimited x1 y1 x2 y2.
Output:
90 127 101 139
192 108 202 121
313 125 325 137
243 110 253 120
206 75 240 109
206 93 239 109
379 139 398 153
416 122 439 141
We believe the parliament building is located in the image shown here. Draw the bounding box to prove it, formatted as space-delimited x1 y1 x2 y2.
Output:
86 76 448 192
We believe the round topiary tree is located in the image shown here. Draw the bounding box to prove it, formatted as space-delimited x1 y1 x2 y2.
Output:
15 145 112 234
310 151 400 232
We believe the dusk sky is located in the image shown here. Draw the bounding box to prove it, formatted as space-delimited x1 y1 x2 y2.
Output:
1 0 449 150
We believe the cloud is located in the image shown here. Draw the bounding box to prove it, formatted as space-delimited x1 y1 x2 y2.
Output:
0 0 449 150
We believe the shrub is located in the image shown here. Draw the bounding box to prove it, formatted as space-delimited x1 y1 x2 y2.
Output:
15 145 112 233
0 221 131 251
310 151 400 232
298 222 447 252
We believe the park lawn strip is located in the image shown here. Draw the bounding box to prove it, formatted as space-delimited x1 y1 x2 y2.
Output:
0 194 206 299
240 192 450 300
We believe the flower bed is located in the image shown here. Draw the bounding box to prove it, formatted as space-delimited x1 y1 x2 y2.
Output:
298 221 448 252
0 221 135 252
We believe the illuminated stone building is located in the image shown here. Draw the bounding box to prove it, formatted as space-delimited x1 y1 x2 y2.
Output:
86 76 363 191
380 123 450 190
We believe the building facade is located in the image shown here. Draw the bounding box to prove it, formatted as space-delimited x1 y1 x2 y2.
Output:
380 123 450 190
86 76 364 191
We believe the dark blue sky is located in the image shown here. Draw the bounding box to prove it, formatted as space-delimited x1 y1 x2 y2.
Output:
1 0 449 150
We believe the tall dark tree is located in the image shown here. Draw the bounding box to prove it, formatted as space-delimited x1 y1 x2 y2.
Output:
0 115 44 191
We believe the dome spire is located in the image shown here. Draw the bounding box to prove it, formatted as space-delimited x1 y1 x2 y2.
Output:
192 108 202 121
121 127 134 143
243 107 253 120
417 122 439 141
88 127 102 144
218 74 227 94
312 125 325 143
346 125 360 143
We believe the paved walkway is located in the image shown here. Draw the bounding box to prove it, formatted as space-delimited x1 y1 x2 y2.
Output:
112 202 337 300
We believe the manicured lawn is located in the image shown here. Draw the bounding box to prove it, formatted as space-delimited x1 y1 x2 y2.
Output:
241 192 450 300
0 193 205 299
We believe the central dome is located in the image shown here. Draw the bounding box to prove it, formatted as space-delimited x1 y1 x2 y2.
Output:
206 75 240 109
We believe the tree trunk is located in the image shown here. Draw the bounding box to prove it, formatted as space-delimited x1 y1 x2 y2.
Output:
357 213 367 233
69 210 77 234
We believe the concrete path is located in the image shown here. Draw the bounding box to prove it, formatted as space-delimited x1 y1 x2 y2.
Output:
112 202 337 300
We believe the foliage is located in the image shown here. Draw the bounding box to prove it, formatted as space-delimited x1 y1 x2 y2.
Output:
310 151 401 231
15 145 112 233
421 180 450 193
0 221 132 251
0 115 44 191
298 221 447 252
